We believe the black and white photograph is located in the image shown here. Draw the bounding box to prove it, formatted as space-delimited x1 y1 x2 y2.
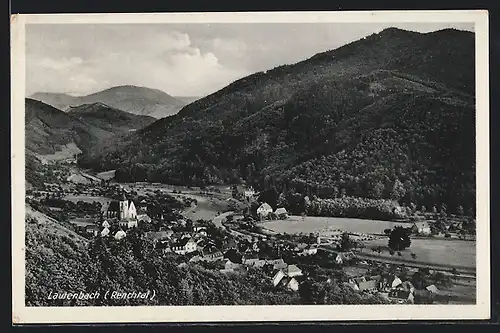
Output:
11 11 490 323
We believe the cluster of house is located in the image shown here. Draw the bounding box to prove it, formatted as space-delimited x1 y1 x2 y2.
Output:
218 256 305 292
257 203 289 220
145 225 211 255
85 193 152 240
343 273 440 304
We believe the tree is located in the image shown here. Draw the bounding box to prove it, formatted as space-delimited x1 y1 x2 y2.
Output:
383 228 392 236
456 205 464 216
277 192 287 208
390 179 406 201
388 226 411 251
231 185 239 199
339 232 354 252
369 181 385 199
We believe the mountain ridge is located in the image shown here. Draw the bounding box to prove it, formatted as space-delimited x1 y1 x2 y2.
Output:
30 85 188 119
78 27 476 210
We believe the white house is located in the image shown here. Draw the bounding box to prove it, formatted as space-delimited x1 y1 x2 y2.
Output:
287 278 300 291
114 230 127 240
257 202 273 219
391 276 403 289
100 227 110 237
286 264 303 278
244 186 255 199
171 238 197 255
335 252 355 265
272 270 287 287
275 207 288 219
413 222 432 235
119 219 138 229
102 220 110 228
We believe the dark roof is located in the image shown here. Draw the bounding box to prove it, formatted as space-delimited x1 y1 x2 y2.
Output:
86 225 100 230
137 207 148 214
389 290 411 299
108 201 120 212
173 238 192 248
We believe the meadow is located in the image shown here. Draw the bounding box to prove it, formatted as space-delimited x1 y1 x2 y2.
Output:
262 215 412 235
363 237 476 270
62 195 112 205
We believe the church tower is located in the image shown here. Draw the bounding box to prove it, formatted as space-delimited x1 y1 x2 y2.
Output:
119 193 129 220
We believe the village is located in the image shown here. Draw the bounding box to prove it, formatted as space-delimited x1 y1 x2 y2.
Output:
25 158 477 305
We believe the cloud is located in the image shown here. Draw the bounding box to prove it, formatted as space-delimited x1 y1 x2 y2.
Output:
25 22 474 97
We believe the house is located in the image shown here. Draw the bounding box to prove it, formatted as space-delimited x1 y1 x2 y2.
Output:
335 252 355 264
244 258 267 268
275 207 288 219
389 289 415 304
201 251 224 262
244 186 256 199
193 226 207 233
343 281 360 291
425 284 439 293
171 238 198 255
391 276 403 289
398 281 416 293
412 221 432 235
287 278 300 291
189 255 202 263
119 218 138 229
136 207 151 223
272 270 288 287
358 279 378 292
270 258 287 270
114 230 127 240
102 220 110 228
257 203 273 219
286 264 303 277
225 259 242 270
85 225 100 236
100 227 110 237
300 247 318 256
145 231 173 245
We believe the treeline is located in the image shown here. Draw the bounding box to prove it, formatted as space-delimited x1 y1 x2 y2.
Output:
305 196 406 220
25 219 387 306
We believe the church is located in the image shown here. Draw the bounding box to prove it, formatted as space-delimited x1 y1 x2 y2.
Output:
103 193 138 229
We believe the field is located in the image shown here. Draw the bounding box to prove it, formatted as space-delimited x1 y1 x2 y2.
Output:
35 142 81 163
96 170 116 180
69 217 97 227
62 195 112 205
262 215 412 235
363 237 476 270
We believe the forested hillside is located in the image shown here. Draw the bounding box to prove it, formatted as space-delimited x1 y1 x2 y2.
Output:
80 28 476 212
67 102 156 134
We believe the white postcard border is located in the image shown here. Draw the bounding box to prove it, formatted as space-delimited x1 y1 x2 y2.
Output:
11 10 490 323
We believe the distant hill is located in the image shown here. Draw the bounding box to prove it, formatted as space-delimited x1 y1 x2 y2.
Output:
67 102 156 135
80 28 476 211
25 98 100 157
30 85 187 119
173 96 202 105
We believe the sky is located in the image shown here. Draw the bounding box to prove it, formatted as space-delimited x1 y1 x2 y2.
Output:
25 22 474 98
